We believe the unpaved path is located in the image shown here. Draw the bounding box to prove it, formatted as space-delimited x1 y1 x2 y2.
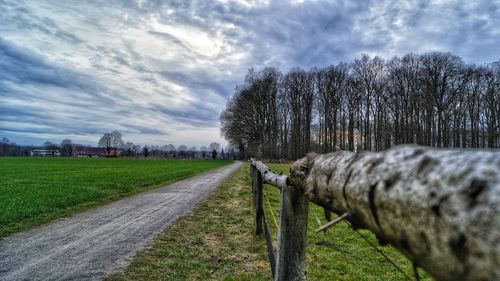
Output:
0 161 242 281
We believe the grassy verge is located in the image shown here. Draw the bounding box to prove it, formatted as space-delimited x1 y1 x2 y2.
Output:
107 163 271 281
0 157 232 237
109 163 433 280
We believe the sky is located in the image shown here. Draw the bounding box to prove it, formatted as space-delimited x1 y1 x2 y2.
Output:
1 0 499 147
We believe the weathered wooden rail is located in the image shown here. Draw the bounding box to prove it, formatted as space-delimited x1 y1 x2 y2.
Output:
250 145 500 281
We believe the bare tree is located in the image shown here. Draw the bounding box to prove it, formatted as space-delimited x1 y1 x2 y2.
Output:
316 63 349 153
177 145 188 158
208 142 220 152
98 133 113 156
208 142 221 159
123 142 136 157
60 139 73 156
221 52 500 159
98 131 123 157
282 68 314 159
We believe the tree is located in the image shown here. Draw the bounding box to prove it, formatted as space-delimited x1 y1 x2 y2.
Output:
188 146 198 158
201 146 208 159
208 142 221 152
0 137 22 156
419 52 463 147
60 139 73 156
166 144 176 152
208 142 220 159
351 55 386 151
282 68 314 158
177 145 188 158
221 52 500 159
133 144 141 156
98 133 113 156
316 63 349 152
98 131 124 157
123 142 136 157
207 143 218 159
160 144 175 158
142 146 149 157
43 141 60 150
220 87 260 158
110 131 124 155
220 68 282 159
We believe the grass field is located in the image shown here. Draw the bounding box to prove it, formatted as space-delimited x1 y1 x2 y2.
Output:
109 163 432 281
0 157 232 237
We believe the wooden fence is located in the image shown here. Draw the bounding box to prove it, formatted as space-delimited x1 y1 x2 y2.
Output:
249 145 500 281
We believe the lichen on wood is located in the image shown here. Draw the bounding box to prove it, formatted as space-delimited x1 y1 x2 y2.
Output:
289 145 500 281
251 159 290 189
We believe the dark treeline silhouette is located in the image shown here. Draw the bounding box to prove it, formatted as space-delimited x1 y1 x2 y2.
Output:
221 52 500 160
0 136 238 160
0 138 33 156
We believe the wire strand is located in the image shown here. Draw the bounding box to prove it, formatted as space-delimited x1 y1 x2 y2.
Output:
263 190 279 230
344 221 415 281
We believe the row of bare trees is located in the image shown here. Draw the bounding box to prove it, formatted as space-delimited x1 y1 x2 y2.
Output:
96 132 233 159
141 142 234 159
221 52 500 160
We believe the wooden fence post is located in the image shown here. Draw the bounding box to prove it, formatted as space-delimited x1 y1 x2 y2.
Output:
275 186 308 281
251 166 256 208
255 169 264 235
251 165 264 235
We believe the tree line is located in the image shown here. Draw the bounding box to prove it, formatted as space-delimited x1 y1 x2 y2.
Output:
0 137 34 156
220 52 500 160
1 135 236 160
97 131 231 159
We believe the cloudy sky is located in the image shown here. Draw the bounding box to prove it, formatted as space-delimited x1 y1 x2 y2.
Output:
1 0 499 147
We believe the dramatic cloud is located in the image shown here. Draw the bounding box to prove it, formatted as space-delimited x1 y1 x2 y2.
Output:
0 0 498 146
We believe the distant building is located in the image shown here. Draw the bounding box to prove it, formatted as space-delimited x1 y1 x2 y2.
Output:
30 150 60 157
109 149 123 157
72 146 107 157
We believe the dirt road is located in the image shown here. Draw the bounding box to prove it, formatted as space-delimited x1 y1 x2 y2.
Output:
0 161 242 281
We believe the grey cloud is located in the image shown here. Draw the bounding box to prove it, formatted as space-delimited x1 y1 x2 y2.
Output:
152 103 220 127
125 125 166 135
0 38 122 110
0 0 498 145
0 0 85 44
147 31 193 53
158 69 233 98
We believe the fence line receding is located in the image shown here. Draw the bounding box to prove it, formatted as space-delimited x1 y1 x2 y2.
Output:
249 144 500 281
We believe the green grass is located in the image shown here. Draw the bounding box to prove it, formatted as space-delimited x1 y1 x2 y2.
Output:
108 163 433 280
0 157 232 237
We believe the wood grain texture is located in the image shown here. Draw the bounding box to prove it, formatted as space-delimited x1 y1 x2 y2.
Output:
289 145 500 281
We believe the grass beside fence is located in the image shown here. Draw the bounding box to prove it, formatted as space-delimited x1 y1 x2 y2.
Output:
107 164 271 281
0 157 232 237
109 163 432 280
